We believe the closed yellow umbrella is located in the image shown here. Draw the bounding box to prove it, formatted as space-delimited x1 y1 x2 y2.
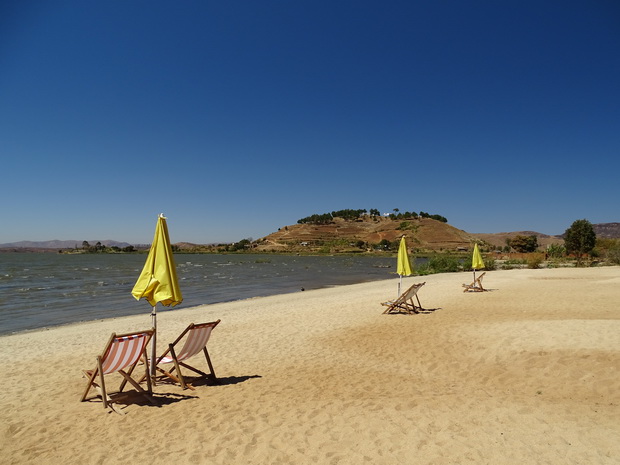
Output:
471 243 485 281
396 236 413 296
132 214 183 376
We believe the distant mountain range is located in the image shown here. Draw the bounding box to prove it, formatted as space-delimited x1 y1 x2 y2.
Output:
592 222 620 238
0 239 132 250
1 222 618 251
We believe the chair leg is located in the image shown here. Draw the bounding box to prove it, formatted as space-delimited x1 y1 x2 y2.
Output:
156 365 196 390
169 345 188 390
203 347 216 379
80 368 98 402
143 351 153 394
97 357 108 409
119 362 136 393
178 361 208 376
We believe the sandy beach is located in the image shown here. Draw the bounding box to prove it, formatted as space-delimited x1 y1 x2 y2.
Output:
1 266 618 464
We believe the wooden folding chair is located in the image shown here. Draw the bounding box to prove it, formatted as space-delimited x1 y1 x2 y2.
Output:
153 320 220 390
81 329 155 414
381 282 426 314
463 272 486 292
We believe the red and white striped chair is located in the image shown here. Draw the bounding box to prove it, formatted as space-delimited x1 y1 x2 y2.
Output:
153 320 220 390
81 329 155 413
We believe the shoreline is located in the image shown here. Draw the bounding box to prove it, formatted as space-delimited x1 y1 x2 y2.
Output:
1 266 618 464
0 254 592 337
0 253 409 336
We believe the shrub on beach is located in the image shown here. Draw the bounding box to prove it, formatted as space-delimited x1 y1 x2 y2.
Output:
501 258 526 270
417 255 463 275
594 238 620 265
608 249 620 265
527 253 544 269
547 243 566 259
483 257 496 270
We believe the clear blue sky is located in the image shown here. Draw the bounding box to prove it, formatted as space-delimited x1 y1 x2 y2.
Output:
1 1 619 244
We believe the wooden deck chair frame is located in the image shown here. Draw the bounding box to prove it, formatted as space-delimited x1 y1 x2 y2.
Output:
463 272 486 292
153 320 221 390
80 328 155 413
382 282 426 314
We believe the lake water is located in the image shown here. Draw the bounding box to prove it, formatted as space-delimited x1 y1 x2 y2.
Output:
0 253 422 335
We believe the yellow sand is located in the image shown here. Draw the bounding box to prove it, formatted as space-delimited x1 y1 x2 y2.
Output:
1 266 618 464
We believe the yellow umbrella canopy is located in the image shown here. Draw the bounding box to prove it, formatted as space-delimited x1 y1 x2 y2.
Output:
396 236 413 296
471 243 485 271
132 214 183 307
397 236 413 277
132 214 182 377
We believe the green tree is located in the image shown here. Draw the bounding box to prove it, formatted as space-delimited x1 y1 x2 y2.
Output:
508 235 538 253
230 238 253 251
377 239 391 250
564 219 596 262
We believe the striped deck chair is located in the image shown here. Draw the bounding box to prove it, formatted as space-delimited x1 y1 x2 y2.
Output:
463 272 486 292
381 282 426 314
81 329 155 413
153 320 221 390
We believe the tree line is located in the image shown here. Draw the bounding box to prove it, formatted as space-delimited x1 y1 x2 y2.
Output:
503 219 616 265
80 241 136 253
297 208 448 225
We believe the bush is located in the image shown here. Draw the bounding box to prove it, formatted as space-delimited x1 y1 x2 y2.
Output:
608 248 620 265
417 255 463 274
594 238 620 265
483 257 496 271
501 258 525 270
547 243 566 259
527 253 544 269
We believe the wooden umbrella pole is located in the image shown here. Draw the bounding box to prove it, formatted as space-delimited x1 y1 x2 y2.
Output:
151 306 157 379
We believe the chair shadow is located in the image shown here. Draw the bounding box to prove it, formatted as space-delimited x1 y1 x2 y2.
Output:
384 307 441 315
82 390 197 413
84 375 262 414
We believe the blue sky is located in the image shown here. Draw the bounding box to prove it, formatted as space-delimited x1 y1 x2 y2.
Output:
1 1 619 244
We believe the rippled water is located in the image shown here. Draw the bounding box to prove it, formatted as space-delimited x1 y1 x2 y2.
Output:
0 253 419 335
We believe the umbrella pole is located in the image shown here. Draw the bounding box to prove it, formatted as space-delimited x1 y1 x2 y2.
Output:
398 275 402 298
151 305 157 379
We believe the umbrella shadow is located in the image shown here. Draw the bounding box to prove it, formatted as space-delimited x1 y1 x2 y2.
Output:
190 374 262 387
142 391 198 407
152 373 262 389
415 306 441 314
